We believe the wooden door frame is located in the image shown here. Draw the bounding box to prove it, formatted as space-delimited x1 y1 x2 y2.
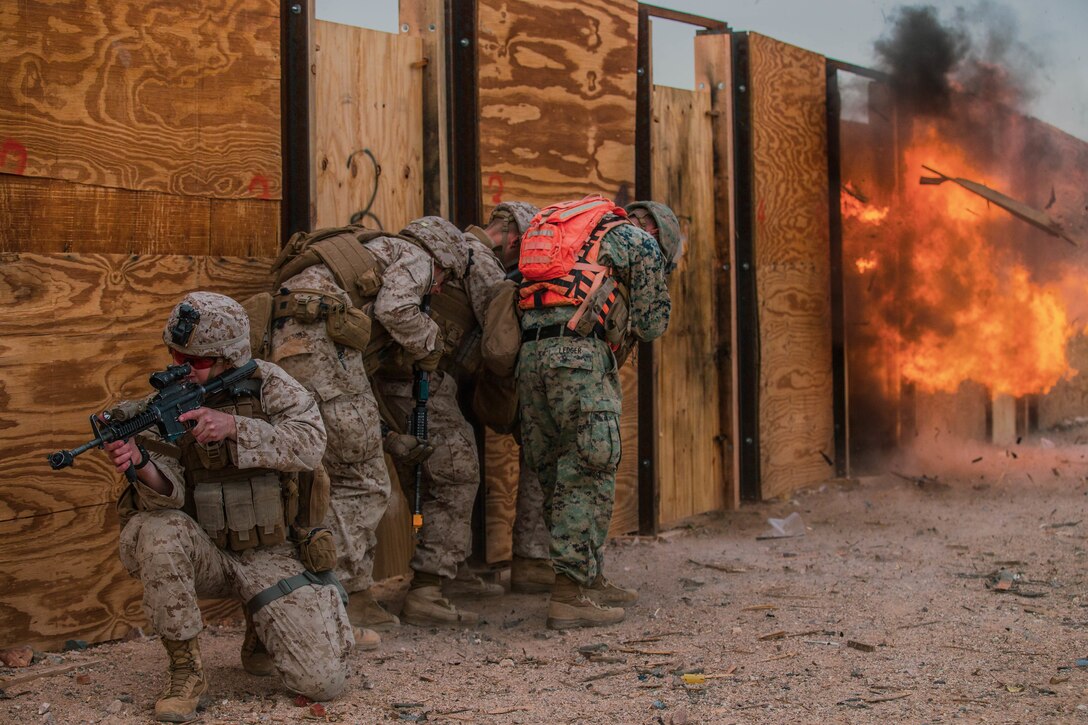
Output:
635 4 730 533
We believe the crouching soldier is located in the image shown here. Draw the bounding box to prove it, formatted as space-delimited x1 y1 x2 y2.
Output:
104 292 353 722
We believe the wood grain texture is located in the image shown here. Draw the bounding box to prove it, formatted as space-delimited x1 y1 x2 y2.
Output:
477 0 639 214
0 503 240 651
400 0 450 218
476 0 641 549
0 0 280 199
0 175 279 256
373 455 413 580
651 86 724 527
694 32 738 511
483 430 519 564
749 34 834 500
313 21 424 230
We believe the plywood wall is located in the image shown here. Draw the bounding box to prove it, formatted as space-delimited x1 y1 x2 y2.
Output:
651 86 725 526
313 21 424 230
0 0 281 649
748 34 834 499
477 0 640 562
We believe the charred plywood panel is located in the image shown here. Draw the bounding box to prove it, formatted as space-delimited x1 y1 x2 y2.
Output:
478 0 640 560
313 22 424 230
749 34 834 499
0 0 280 199
651 86 724 526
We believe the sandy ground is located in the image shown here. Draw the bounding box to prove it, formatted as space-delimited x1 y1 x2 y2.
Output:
4 430 1088 724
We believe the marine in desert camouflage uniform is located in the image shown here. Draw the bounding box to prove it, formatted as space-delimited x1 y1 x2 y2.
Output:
516 199 683 629
272 228 465 640
106 292 352 722
373 216 507 626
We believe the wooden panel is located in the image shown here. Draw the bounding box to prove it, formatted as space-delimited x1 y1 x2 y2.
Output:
0 253 273 521
0 503 240 651
484 431 519 564
651 86 723 527
313 22 424 230
400 0 450 217
478 0 641 556
0 176 279 257
477 0 639 210
749 34 834 499
372 456 413 580
0 0 280 199
695 32 738 511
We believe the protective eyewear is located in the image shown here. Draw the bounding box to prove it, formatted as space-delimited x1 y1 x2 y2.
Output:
170 348 218 370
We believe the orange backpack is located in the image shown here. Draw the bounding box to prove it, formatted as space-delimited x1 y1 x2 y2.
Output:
517 196 628 330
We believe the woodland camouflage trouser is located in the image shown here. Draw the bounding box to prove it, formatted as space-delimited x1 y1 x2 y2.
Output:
119 509 354 700
513 448 550 560
516 336 622 587
377 373 480 580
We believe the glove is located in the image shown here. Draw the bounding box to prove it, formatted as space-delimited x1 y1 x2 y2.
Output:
383 432 435 466
415 331 445 372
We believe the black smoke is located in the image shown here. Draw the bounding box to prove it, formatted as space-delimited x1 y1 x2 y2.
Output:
874 5 967 115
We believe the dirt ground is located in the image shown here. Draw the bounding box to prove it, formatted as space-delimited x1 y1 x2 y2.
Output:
4 428 1088 724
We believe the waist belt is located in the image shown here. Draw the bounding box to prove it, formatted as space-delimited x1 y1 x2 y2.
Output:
245 570 348 617
521 324 605 344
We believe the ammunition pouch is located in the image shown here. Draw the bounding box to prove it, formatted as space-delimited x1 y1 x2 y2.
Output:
295 526 337 573
572 276 619 339
191 474 287 551
272 289 373 352
480 279 522 377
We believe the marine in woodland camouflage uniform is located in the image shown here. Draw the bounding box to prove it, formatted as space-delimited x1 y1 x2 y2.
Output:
375 216 503 626
272 231 456 637
108 292 351 722
517 204 676 629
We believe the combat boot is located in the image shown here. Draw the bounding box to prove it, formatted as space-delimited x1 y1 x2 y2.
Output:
346 588 400 632
240 614 274 677
510 556 555 594
402 585 480 627
585 574 639 606
155 637 209 723
546 574 625 630
352 626 382 651
443 563 504 597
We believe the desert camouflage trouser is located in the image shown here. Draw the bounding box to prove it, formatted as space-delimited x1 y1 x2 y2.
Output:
377 373 479 580
517 336 622 586
119 510 353 701
317 392 392 593
513 449 550 560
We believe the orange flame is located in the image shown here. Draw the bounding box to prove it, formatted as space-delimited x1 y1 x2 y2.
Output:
841 191 890 224
855 255 878 273
851 122 1078 398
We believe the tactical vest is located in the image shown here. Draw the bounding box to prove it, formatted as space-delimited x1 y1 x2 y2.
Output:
431 278 483 381
519 213 630 339
178 380 296 552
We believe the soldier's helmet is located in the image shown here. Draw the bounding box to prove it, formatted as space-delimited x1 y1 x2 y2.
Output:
625 201 685 275
488 201 540 237
163 292 252 367
400 216 471 279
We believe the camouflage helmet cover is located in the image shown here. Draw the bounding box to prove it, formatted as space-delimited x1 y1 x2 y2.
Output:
625 201 684 274
399 216 471 279
163 291 252 367
488 201 540 237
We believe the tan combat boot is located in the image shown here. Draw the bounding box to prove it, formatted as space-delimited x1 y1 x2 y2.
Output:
346 588 400 632
585 574 639 606
240 614 274 677
352 626 382 651
155 637 209 723
510 556 555 594
443 563 504 597
402 585 480 627
546 574 625 630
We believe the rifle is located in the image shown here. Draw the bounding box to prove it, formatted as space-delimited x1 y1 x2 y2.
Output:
48 359 259 481
409 294 432 534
